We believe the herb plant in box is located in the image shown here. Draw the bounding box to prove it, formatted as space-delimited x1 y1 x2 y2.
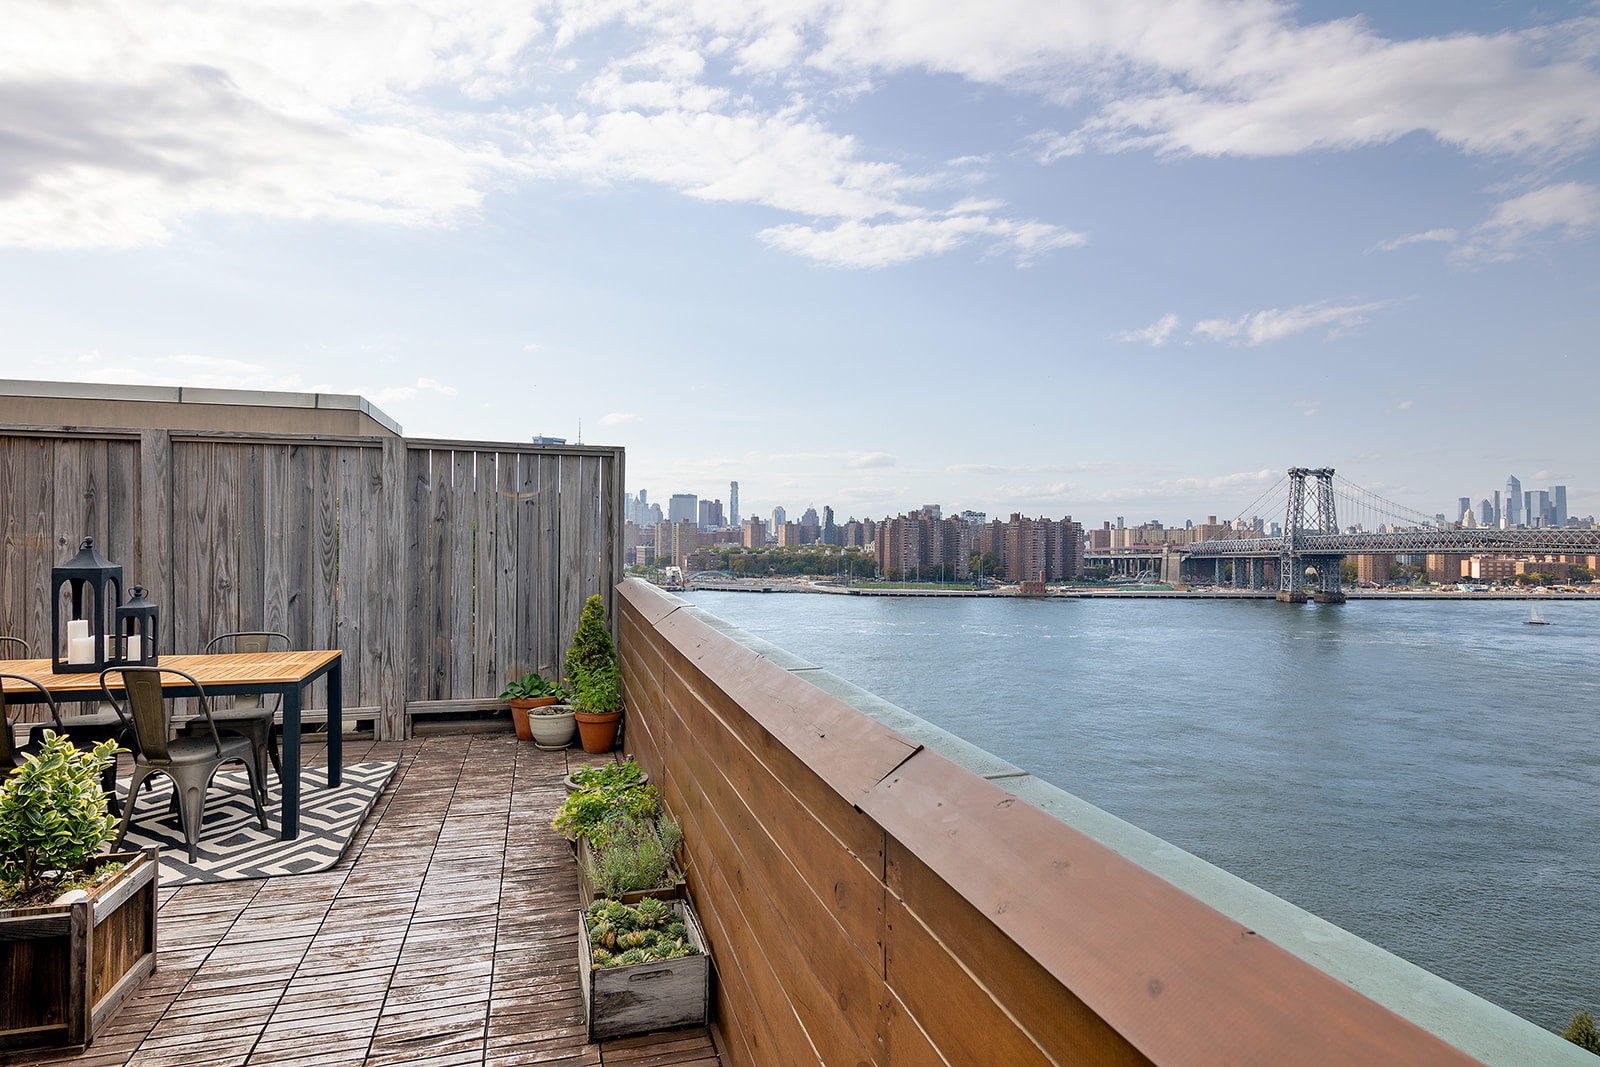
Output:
0 731 159 1051
578 813 685 909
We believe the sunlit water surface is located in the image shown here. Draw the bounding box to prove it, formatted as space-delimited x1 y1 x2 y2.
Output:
683 591 1600 1031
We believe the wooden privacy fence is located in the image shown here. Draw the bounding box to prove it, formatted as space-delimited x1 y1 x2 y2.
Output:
616 578 1486 1067
0 426 623 739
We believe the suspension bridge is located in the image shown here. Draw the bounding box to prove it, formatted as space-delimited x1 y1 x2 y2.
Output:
1129 468 1600 602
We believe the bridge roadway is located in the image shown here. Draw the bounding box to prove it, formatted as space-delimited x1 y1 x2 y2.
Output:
1184 526 1600 558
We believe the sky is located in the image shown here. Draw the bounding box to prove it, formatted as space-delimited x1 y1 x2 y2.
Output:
2 0 1597 527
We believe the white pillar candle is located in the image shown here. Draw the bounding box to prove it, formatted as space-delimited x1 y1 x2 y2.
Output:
67 636 94 664
67 619 89 641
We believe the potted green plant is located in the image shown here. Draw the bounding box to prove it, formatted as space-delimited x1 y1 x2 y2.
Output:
565 595 623 753
0 732 158 1052
500 671 569 742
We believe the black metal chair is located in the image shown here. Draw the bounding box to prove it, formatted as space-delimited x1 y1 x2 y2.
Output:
1 672 62 772
104 666 267 863
0 636 32 660
177 631 289 791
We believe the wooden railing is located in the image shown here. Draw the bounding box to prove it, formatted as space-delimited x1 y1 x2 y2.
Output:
0 426 622 737
616 577 1493 1066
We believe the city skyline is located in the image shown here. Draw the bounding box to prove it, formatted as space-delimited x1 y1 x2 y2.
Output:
1 2 1596 519
630 467 1593 537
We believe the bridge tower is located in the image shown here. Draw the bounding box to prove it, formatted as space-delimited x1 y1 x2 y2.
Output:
1278 467 1347 603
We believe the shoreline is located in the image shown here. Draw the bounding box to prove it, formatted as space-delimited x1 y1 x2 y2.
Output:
671 579 1600 601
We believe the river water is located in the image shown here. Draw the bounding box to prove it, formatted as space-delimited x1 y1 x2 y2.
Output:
683 590 1600 1032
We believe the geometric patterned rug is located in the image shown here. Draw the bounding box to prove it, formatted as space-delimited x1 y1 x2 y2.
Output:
115 762 396 886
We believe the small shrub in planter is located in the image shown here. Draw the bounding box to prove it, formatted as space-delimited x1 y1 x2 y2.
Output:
0 732 158 1052
0 732 120 905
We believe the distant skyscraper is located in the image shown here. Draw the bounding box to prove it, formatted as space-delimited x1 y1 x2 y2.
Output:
1478 499 1493 526
800 506 819 526
697 499 724 529
668 494 697 524
1553 485 1568 526
771 506 786 528
822 506 835 546
1457 497 1472 524
1526 489 1551 527
1505 475 1522 525
729 481 740 526
1492 489 1502 528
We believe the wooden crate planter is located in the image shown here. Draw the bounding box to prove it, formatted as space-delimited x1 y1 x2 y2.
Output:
578 900 711 1041
0 849 159 1054
575 836 687 911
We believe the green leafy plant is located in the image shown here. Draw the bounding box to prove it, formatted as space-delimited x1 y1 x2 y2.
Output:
572 658 621 715
564 594 617 689
553 781 661 845
1564 1010 1600 1054
570 759 644 790
586 897 699 969
0 732 120 899
500 671 568 702
581 814 683 899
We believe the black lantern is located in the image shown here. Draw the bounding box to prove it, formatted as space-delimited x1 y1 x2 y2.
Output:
115 585 160 667
50 536 123 674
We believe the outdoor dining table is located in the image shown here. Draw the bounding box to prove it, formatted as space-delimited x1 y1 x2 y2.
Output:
0 649 342 840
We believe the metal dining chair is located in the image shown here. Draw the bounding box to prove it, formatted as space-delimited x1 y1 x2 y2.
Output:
1 672 63 772
0 636 32 660
104 666 267 862
177 631 290 792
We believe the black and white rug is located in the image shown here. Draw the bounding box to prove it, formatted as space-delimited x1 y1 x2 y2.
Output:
116 762 396 886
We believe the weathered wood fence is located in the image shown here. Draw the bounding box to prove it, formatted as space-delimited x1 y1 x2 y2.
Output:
0 426 623 739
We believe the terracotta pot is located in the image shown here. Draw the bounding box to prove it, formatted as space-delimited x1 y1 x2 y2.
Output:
574 709 623 754
508 696 559 740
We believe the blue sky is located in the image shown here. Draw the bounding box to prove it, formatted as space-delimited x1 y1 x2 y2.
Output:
2 0 1596 526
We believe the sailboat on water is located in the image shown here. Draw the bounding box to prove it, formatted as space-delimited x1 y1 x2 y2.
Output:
1526 603 1552 625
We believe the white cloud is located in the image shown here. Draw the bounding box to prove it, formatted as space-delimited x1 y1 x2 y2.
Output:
1367 229 1458 253
373 376 459 405
599 412 641 425
74 353 310 391
1193 300 1395 345
1397 399 1413 409
1116 312 1180 346
1458 181 1600 261
1294 400 1318 416
5 0 1598 266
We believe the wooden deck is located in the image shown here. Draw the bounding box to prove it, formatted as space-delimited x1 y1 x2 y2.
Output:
7 734 723 1067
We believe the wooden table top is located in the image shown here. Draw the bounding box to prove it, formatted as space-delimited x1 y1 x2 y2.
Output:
0 650 342 696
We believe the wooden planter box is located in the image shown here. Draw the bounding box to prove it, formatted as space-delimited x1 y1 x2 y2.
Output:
0 849 159 1054
578 900 711 1041
574 836 686 911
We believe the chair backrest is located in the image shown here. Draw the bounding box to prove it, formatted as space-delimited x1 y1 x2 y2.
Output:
204 631 290 709
101 667 218 764
0 636 31 660
0 673 60 768
204 631 290 655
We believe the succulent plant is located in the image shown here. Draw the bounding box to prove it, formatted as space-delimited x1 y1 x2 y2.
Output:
587 899 700 969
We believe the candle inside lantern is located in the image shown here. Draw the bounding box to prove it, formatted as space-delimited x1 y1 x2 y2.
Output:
67 636 94 664
67 619 89 641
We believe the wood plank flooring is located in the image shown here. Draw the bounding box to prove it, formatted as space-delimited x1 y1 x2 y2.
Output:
5 734 723 1067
